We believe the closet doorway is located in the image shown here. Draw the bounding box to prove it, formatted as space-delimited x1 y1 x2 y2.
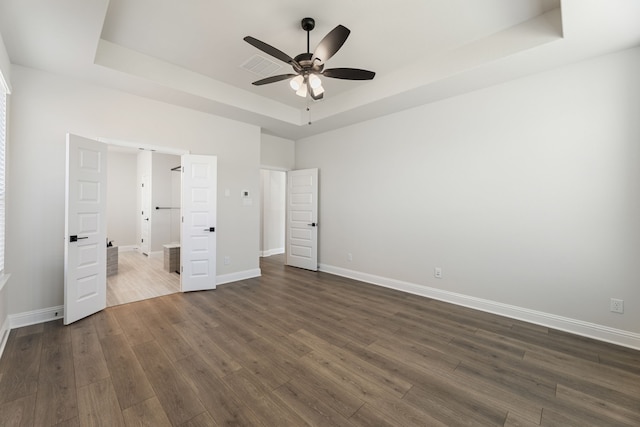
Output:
260 169 286 264
106 145 182 306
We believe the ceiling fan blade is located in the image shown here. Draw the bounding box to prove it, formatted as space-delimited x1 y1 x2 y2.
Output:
243 36 297 66
251 74 297 86
323 68 376 80
311 25 350 64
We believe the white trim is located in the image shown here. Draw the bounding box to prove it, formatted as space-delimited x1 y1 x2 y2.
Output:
0 314 10 359
217 268 261 286
319 263 640 351
97 137 189 156
116 245 138 252
0 272 9 292
9 305 64 329
0 73 9 94
260 165 291 172
260 248 285 257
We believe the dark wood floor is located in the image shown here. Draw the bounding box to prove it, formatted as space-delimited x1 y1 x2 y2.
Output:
0 255 639 426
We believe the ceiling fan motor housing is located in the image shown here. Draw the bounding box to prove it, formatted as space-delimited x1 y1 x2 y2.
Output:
301 17 315 32
293 52 324 74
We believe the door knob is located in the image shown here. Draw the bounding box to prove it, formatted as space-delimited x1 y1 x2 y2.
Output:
307 222 317 227
69 235 88 242
203 227 216 232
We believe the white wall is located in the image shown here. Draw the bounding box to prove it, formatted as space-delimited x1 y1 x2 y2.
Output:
6 65 260 315
261 133 295 170
171 162 181 243
296 47 640 340
107 150 137 247
151 152 180 252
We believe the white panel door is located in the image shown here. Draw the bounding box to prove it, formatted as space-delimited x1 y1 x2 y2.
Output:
64 134 107 325
286 168 318 271
181 154 217 292
140 175 150 255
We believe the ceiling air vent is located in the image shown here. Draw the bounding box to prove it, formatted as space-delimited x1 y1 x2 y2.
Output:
240 54 282 77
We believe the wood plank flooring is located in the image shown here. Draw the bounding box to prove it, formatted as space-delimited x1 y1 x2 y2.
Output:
1 254 639 426
107 250 180 307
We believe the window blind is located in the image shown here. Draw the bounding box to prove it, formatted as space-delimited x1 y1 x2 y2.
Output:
0 87 6 273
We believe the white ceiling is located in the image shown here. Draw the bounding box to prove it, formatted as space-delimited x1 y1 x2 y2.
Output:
1 0 639 140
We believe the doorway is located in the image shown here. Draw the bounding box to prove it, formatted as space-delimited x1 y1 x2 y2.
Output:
260 168 320 270
260 169 286 263
65 134 218 323
106 146 182 306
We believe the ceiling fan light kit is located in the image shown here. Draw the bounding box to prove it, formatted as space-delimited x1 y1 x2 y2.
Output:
289 75 304 90
244 17 375 101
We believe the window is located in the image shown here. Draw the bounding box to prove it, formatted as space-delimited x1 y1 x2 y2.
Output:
0 84 6 274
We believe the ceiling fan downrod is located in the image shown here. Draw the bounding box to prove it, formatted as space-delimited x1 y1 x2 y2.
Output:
301 17 315 54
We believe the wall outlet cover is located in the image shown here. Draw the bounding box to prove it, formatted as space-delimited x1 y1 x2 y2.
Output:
610 298 624 314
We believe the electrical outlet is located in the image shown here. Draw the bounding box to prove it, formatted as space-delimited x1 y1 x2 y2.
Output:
610 298 624 314
224 256 231 266
434 267 442 279
347 253 353 262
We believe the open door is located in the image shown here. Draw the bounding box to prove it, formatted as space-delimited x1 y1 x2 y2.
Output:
286 168 318 271
64 134 107 324
181 154 217 292
140 175 151 255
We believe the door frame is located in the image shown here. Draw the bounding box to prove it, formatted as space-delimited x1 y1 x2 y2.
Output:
101 138 189 257
285 168 319 271
258 166 319 268
259 167 288 258
98 138 188 156
139 174 151 255
66 137 200 321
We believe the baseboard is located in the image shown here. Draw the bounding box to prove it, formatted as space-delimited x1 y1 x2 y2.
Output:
319 263 640 351
11 264 636 350
217 268 261 286
117 245 138 252
9 305 64 329
0 314 10 360
260 248 285 257
3 269 262 331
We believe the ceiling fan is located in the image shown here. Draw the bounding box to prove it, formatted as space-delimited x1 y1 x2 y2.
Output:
244 17 375 100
